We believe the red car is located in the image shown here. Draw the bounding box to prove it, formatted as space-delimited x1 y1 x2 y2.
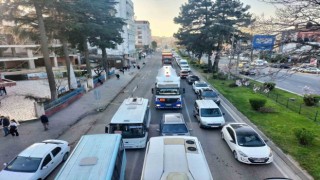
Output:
179 70 189 79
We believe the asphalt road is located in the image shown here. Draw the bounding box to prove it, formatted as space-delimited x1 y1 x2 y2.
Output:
120 54 302 180
47 53 304 180
218 56 320 95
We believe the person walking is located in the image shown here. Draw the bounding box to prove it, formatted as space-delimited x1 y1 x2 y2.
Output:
9 119 19 136
40 114 49 131
2 116 10 136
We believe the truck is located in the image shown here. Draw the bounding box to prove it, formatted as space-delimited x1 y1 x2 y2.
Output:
162 51 173 65
152 66 185 109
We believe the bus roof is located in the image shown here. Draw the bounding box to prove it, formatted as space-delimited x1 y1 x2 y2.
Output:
156 66 180 84
141 136 213 180
110 97 149 124
55 134 122 180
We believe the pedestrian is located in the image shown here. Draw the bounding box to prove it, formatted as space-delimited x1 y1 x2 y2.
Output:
40 114 49 131
9 119 19 136
116 74 120 79
137 65 140 70
2 116 10 136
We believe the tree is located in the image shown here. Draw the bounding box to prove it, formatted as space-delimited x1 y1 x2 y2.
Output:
0 1 58 100
174 0 253 73
151 41 157 51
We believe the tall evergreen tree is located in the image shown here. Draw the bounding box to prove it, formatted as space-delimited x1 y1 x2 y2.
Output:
0 0 58 100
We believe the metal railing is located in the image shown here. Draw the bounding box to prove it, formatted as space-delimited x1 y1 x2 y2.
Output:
44 87 85 110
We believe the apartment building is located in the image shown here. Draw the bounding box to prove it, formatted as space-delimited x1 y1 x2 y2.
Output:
135 20 152 49
104 0 136 58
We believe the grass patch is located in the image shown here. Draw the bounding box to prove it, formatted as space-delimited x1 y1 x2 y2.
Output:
192 65 320 179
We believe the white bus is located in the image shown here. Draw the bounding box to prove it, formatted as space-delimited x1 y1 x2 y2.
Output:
141 136 213 180
55 134 126 180
107 97 151 149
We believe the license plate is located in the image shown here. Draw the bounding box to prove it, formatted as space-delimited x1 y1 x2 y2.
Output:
254 158 265 162
166 104 171 106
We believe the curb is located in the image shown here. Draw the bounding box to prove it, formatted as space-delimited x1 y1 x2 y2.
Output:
191 67 313 180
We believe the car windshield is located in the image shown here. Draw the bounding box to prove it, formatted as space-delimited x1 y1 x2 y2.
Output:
189 76 199 80
180 62 187 65
181 65 189 68
5 156 42 172
202 91 218 97
109 123 145 138
236 131 265 147
200 108 222 117
196 83 208 87
156 88 180 95
162 124 188 134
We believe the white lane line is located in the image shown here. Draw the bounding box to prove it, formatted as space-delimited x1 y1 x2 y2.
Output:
183 98 194 132
221 101 290 178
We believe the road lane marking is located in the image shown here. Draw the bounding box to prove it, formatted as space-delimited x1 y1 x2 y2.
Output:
221 102 290 178
183 98 194 132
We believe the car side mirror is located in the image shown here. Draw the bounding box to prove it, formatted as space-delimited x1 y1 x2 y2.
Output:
264 139 269 143
230 140 235 144
3 163 7 166
151 88 154 94
222 113 225 115
105 126 109 133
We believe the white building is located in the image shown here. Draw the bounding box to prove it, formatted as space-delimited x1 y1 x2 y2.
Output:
135 20 152 49
104 0 136 57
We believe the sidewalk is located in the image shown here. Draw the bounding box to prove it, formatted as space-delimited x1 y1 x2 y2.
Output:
0 68 139 165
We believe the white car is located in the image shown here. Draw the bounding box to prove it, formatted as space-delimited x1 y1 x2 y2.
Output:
180 64 191 72
221 123 273 164
0 139 70 180
192 81 210 94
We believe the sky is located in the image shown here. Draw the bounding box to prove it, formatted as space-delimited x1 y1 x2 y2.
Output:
133 0 277 37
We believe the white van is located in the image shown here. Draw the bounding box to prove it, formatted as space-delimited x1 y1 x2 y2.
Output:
179 59 188 67
193 100 225 128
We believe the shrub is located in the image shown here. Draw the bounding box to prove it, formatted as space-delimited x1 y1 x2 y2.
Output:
294 128 315 146
258 107 276 113
217 72 227 80
212 73 218 79
228 82 238 88
249 98 267 110
303 94 320 106
263 82 276 91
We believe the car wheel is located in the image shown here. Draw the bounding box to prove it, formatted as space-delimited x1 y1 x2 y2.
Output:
199 122 203 128
62 152 69 162
233 151 238 161
221 132 224 140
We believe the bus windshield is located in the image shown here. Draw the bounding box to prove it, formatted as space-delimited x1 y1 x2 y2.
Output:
156 88 180 95
109 123 145 138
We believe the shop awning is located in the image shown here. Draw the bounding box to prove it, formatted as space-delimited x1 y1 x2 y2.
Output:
0 79 16 87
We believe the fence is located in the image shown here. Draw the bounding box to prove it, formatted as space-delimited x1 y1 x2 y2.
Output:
44 87 85 110
254 85 320 122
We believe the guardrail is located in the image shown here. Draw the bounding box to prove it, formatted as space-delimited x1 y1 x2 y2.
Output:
44 87 85 110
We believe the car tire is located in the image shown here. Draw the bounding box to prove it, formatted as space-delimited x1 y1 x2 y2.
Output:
199 122 203 129
221 132 224 140
233 151 238 161
62 152 69 162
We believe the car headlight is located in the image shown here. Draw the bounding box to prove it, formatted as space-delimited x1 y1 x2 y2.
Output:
269 149 273 157
238 150 248 157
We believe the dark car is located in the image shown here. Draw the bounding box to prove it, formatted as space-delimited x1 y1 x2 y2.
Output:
240 68 256 75
197 88 221 105
186 75 200 84
279 63 291 69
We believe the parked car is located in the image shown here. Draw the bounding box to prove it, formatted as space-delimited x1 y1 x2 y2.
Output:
192 81 210 94
240 68 256 75
0 139 70 180
221 123 273 164
197 88 221 106
302 67 320 74
186 75 200 85
158 113 190 136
